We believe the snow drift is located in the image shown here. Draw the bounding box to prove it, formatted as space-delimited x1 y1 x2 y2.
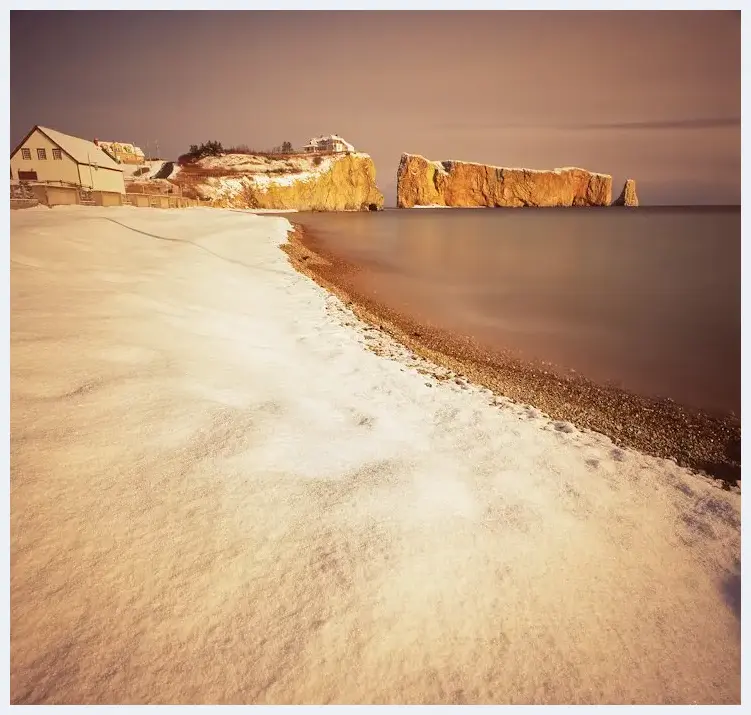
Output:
10 206 739 704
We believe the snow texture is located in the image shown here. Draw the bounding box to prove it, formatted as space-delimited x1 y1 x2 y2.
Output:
189 152 357 201
9 206 740 704
122 160 172 181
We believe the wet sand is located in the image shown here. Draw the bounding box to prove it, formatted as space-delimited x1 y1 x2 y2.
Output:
283 222 741 487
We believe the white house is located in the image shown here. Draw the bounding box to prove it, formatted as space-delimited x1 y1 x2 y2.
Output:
303 134 355 154
10 125 125 194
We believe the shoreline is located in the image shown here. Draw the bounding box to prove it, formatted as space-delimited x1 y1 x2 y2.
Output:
11 207 740 703
282 221 740 488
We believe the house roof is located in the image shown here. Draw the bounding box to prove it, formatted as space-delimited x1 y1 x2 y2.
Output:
36 126 123 171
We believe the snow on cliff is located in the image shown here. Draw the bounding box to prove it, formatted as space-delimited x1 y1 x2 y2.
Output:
401 153 612 179
176 152 383 211
121 160 171 180
397 153 614 208
184 154 340 201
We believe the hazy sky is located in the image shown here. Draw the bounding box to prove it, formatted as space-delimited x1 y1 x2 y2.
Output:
11 10 740 205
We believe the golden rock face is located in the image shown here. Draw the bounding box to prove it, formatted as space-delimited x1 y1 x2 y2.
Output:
614 179 639 207
247 154 384 211
396 153 614 208
184 154 385 212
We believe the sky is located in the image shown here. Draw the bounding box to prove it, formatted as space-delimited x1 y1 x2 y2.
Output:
10 10 740 205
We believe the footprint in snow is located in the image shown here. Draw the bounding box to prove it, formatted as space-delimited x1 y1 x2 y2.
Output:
552 421 575 434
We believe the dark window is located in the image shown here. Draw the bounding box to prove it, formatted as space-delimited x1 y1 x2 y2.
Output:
21 148 31 160
37 148 47 160
18 170 38 181
52 148 62 160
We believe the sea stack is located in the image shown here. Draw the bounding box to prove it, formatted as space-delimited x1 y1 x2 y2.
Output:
396 153 613 208
613 179 639 207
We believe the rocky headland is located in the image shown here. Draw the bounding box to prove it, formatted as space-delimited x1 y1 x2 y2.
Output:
397 153 617 208
173 152 384 212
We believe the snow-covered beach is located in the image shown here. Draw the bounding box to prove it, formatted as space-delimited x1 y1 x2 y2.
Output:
10 206 740 704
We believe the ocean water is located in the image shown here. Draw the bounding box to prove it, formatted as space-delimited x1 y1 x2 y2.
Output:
291 207 740 417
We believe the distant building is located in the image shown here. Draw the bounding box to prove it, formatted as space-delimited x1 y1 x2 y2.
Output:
96 140 145 165
303 134 355 154
10 125 125 193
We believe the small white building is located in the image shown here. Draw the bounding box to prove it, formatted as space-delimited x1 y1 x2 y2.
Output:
10 125 125 193
303 134 355 154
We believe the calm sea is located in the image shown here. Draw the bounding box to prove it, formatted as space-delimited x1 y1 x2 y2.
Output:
291 207 740 417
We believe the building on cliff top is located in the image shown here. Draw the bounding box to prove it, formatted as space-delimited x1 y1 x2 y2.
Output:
95 140 145 165
10 125 125 193
303 134 355 154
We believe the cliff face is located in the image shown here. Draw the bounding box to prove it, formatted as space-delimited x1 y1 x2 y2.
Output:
397 153 613 208
613 179 639 207
175 153 384 211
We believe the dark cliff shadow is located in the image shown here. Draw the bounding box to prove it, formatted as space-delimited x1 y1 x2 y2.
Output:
721 561 741 622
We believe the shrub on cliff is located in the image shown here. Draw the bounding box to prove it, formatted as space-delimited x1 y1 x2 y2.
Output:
180 141 225 165
222 145 295 159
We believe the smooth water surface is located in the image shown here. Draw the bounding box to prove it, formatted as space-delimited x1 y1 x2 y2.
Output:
293 207 740 416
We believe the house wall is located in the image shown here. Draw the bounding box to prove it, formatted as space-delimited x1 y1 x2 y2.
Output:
131 194 151 208
77 164 125 193
44 186 80 206
92 191 123 207
10 128 80 184
303 137 353 153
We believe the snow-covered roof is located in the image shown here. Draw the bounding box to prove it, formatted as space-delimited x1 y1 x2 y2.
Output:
36 126 123 171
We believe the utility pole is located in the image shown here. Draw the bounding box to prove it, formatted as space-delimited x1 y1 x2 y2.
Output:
155 140 160 161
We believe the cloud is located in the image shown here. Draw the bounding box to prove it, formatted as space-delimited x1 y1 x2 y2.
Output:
438 117 740 131
575 117 741 130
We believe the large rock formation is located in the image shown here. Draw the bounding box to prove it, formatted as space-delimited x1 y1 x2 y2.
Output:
174 153 384 211
396 153 613 208
613 179 639 207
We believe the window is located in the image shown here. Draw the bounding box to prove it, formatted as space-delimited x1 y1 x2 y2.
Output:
52 148 62 160
37 148 47 160
21 148 31 160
